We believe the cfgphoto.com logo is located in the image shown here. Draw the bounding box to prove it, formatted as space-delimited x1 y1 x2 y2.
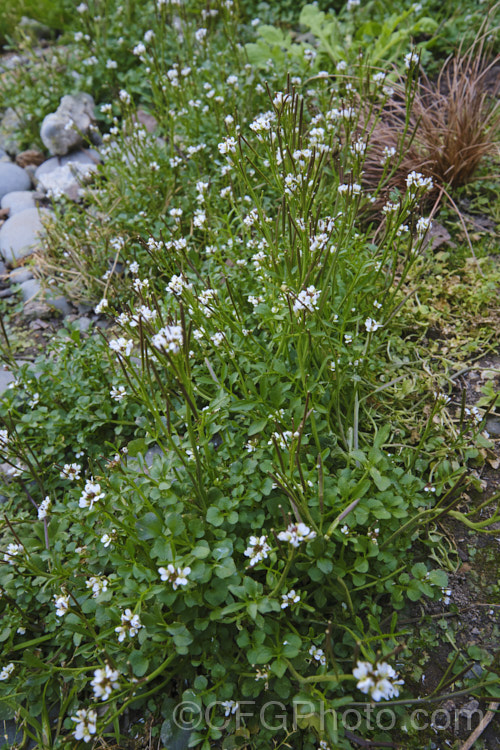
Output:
171 699 485 734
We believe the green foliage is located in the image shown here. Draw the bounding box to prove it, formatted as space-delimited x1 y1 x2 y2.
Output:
0 1 498 748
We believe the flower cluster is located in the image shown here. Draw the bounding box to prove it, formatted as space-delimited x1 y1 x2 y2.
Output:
71 708 97 742
37 496 51 521
151 325 184 354
158 564 191 589
244 535 271 566
54 593 70 617
281 589 300 609
115 609 142 642
353 660 404 701
91 664 120 700
309 645 327 666
86 576 109 598
292 286 321 315
278 523 316 547
79 478 105 510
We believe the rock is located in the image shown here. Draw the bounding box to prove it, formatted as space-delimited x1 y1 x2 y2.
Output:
45 292 73 316
40 93 96 156
1 191 36 215
0 367 15 395
19 278 41 301
0 207 52 265
134 109 159 133
0 108 23 156
9 267 34 284
15 149 45 168
22 299 53 320
0 163 31 202
35 148 100 179
74 316 92 332
36 162 97 201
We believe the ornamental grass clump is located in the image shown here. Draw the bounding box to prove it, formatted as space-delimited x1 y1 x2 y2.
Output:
363 38 500 212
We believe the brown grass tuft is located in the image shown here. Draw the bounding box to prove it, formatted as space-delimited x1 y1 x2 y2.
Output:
363 39 500 213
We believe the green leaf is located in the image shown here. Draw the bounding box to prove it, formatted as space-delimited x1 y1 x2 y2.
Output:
136 512 164 540
127 437 147 457
129 650 150 677
248 418 267 436
370 467 391 491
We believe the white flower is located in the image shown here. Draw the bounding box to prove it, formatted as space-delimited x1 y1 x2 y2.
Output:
218 136 237 155
353 660 404 701
115 608 142 641
128 260 139 274
167 274 192 296
29 393 40 408
54 593 70 617
71 708 97 742
60 463 81 480
86 576 109 598
0 663 15 681
110 385 127 401
244 535 271 567
406 171 433 192
133 42 146 56
221 700 239 717
278 522 316 547
281 590 300 609
106 59 118 69
381 146 396 164
195 27 207 42
364 317 382 332
109 338 134 357
158 564 191 589
293 286 321 315
152 325 183 354
94 298 108 314
308 645 326 666
193 209 207 228
100 530 116 548
404 50 419 69
38 496 51 521
416 217 432 236
441 587 452 605
79 479 105 511
91 664 120 701
0 429 9 449
211 332 224 347
3 543 22 565
119 89 131 104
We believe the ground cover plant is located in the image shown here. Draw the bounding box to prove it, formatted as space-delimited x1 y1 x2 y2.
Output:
0 1 499 749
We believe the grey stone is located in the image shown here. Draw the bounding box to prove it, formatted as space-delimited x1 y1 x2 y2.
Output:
9 267 34 283
0 108 23 156
0 163 31 201
34 148 100 179
1 190 36 215
46 293 73 316
0 207 53 264
40 93 96 156
74 316 92 332
19 278 41 301
37 161 97 201
0 367 15 395
486 415 500 436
